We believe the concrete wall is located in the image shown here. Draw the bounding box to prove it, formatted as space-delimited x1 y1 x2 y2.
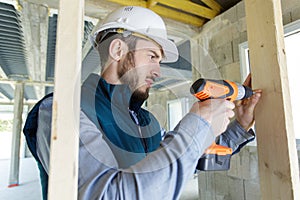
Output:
192 0 300 82
198 146 260 200
192 1 248 82
147 1 300 199
193 1 300 200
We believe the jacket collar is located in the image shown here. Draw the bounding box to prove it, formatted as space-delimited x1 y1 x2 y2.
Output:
94 74 145 112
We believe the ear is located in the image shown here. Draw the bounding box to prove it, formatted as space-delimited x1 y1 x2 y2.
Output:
109 39 127 61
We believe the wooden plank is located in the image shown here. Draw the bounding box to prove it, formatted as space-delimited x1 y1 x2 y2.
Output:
47 0 84 199
107 0 217 19
201 0 222 12
151 5 205 27
244 0 300 199
23 0 202 32
108 0 205 26
147 0 157 8
158 0 218 19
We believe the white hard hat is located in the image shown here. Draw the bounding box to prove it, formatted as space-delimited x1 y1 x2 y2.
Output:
92 6 179 63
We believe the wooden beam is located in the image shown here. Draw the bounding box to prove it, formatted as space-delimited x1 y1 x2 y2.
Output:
23 0 203 31
244 0 300 199
158 0 218 19
147 0 157 8
152 5 205 27
201 0 222 12
107 0 205 27
19 1 48 99
47 0 84 199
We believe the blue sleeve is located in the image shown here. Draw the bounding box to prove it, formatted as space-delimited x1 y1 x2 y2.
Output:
36 96 53 174
37 106 216 200
216 120 255 155
78 112 215 200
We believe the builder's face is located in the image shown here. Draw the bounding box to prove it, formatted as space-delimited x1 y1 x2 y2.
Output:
119 39 162 101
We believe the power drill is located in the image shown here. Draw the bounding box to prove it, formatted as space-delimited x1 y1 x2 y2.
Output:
190 78 254 171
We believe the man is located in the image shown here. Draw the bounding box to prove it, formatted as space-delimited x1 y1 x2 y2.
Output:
24 6 261 200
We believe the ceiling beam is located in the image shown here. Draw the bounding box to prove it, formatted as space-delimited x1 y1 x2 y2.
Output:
85 0 119 19
19 0 49 99
157 0 218 19
201 0 222 12
0 78 54 86
147 0 158 8
26 0 200 37
107 0 205 26
152 4 205 27
21 0 119 20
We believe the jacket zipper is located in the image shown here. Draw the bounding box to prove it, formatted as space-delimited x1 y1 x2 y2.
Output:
129 109 148 154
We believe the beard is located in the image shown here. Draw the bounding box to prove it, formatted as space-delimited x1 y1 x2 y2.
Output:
131 86 150 103
118 51 150 102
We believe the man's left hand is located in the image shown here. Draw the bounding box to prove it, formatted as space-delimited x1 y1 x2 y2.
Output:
235 74 262 131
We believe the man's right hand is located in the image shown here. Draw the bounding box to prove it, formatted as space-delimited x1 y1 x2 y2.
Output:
190 99 235 137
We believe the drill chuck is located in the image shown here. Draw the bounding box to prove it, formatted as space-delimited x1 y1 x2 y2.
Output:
236 84 254 100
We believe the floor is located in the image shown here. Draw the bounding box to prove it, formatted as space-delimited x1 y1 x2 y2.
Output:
0 158 42 200
0 115 198 200
0 157 198 200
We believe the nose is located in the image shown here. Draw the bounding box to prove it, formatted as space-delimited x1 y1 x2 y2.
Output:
151 63 161 78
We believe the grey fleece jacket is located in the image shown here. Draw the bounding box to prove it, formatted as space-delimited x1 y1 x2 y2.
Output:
36 97 254 200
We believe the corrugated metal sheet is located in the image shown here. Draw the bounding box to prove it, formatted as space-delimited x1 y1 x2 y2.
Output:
0 2 29 100
0 3 27 78
45 14 95 95
46 14 95 81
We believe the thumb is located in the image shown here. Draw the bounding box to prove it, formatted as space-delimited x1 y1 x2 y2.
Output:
248 91 262 111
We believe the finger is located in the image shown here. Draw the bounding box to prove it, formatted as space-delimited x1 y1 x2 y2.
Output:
235 100 242 107
242 89 262 106
242 98 250 106
250 91 262 104
224 118 230 127
225 100 235 109
227 109 235 118
245 91 262 112
253 89 262 94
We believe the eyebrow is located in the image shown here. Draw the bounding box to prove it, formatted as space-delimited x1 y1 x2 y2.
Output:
149 49 163 60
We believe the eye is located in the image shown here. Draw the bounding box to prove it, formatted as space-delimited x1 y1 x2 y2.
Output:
148 53 160 63
147 50 162 63
148 54 156 60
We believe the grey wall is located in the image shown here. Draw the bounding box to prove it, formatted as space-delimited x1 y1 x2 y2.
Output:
193 1 300 199
147 1 300 199
192 0 300 82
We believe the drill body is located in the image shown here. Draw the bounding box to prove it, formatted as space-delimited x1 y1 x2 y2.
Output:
190 78 254 171
190 79 253 102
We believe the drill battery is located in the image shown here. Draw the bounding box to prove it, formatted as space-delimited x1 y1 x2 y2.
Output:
196 143 233 171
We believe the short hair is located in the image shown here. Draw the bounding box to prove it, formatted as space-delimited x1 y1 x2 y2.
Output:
94 32 139 69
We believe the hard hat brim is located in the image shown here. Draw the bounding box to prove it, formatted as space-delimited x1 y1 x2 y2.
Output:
93 23 179 63
150 35 179 63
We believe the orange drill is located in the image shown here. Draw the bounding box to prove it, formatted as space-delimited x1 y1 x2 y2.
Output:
190 78 254 171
